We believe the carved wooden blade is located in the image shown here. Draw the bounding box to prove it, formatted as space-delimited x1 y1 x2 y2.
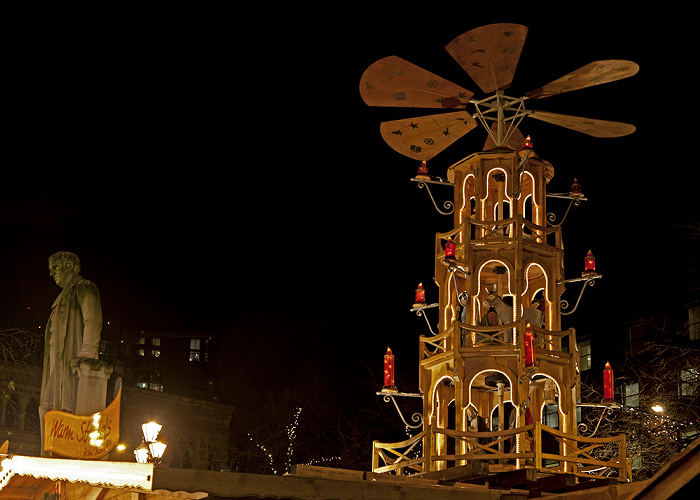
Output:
379 111 478 160
525 60 639 99
528 110 636 137
445 23 528 94
360 56 473 108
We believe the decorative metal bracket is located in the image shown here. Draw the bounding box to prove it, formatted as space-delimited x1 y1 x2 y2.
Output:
444 258 471 279
410 177 454 215
576 402 622 437
376 390 424 429
546 192 587 227
557 273 602 315
410 302 439 336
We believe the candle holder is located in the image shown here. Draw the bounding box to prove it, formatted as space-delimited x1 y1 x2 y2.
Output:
576 402 622 437
376 390 424 430
557 273 602 315
546 180 588 227
410 176 455 215
558 250 602 315
410 302 439 336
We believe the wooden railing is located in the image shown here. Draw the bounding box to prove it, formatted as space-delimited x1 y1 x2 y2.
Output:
431 424 535 465
532 423 628 481
419 325 454 359
372 424 629 481
371 430 426 475
420 319 577 361
461 215 562 248
458 321 517 347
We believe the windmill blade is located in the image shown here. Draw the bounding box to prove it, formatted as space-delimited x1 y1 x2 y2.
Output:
360 56 473 109
528 110 636 137
525 60 639 99
379 111 478 160
445 23 528 94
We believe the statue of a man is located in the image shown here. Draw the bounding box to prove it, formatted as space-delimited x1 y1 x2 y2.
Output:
39 252 102 448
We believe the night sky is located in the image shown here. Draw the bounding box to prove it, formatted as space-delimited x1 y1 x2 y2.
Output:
1 8 697 412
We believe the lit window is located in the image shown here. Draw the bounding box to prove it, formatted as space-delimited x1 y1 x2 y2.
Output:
543 404 559 429
689 305 700 341
680 368 698 397
150 338 161 358
623 381 639 407
189 338 201 362
99 339 110 356
137 337 145 357
542 403 560 468
579 340 591 371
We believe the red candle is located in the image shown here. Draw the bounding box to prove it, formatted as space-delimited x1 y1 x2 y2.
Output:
582 250 597 277
383 347 396 391
445 237 456 259
416 160 430 180
522 135 533 150
603 362 614 403
414 283 426 307
571 178 582 196
524 323 535 367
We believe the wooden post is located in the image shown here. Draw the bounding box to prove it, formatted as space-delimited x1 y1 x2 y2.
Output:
497 381 505 463
371 441 379 472
619 434 628 482
424 425 434 472
534 422 542 471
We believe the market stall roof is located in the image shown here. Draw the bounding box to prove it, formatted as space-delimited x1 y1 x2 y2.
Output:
0 438 697 499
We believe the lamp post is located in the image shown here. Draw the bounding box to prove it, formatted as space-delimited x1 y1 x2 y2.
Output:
134 421 167 464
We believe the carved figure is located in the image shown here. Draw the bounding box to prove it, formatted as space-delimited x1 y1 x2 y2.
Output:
39 252 102 453
466 407 488 451
484 286 544 327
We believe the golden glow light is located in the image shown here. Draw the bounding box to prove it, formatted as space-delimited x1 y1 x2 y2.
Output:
429 375 453 426
141 422 162 444
134 443 150 464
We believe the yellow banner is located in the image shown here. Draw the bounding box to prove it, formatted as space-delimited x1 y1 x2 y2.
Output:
44 387 121 459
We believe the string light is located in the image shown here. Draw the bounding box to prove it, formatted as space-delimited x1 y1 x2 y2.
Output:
284 407 302 474
247 406 346 476
246 433 277 475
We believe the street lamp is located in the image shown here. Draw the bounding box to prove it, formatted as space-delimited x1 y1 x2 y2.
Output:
134 421 167 464
651 404 664 413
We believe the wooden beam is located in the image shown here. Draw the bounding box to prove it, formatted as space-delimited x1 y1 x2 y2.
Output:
484 467 537 488
527 473 576 493
84 485 109 500
0 487 34 499
409 462 490 482
288 465 365 481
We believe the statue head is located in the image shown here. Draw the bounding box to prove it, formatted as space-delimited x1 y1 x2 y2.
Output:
48 251 81 289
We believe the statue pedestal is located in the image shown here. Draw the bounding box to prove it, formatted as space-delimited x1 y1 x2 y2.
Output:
70 358 113 415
